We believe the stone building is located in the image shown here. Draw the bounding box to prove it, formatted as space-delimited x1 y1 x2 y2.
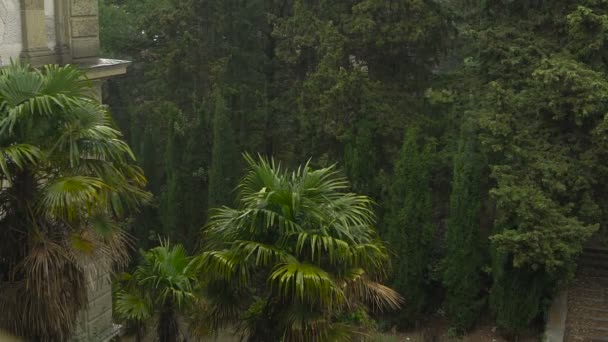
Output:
0 0 128 341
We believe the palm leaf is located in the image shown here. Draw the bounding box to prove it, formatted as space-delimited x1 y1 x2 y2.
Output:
342 269 403 312
115 291 152 322
233 240 296 266
269 262 344 307
0 143 42 178
39 176 109 220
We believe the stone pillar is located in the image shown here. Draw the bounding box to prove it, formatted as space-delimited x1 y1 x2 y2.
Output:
19 0 56 65
71 266 120 342
69 0 100 62
53 0 71 64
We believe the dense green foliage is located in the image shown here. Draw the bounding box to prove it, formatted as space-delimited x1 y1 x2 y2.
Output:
99 0 608 337
207 89 239 208
0 64 149 340
442 122 485 332
199 155 401 341
385 128 435 325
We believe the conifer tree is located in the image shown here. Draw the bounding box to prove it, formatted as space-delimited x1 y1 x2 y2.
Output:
207 89 239 209
344 118 377 196
386 127 435 325
442 122 485 332
489 256 547 336
161 112 185 239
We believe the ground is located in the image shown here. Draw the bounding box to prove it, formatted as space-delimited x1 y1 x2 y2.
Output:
118 316 541 341
375 316 540 342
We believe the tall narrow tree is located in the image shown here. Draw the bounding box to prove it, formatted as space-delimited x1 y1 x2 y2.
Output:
386 127 435 325
442 122 485 332
207 89 239 209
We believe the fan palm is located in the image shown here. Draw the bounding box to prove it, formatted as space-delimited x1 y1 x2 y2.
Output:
0 63 150 341
199 154 402 341
115 241 200 342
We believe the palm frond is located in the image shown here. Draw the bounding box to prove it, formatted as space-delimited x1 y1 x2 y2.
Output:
197 250 250 285
233 240 296 266
270 262 345 307
115 290 152 322
38 176 109 221
0 143 42 178
40 64 91 98
292 231 351 265
342 269 403 312
0 65 91 135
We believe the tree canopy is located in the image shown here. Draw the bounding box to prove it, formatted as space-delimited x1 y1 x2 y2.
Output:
98 0 608 337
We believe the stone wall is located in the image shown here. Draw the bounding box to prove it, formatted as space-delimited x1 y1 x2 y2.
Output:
0 0 23 64
70 0 100 60
44 0 56 50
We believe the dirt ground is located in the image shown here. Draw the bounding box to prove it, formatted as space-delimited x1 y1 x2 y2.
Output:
118 317 541 342
375 317 540 342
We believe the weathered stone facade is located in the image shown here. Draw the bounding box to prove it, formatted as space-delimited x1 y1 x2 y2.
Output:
0 1 129 341
0 0 128 77
72 266 122 342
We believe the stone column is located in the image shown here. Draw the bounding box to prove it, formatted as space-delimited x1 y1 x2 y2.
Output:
69 0 100 62
71 266 120 342
19 0 56 65
53 0 71 64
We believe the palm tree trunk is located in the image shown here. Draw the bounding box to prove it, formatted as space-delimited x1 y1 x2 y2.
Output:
3 169 35 274
247 297 281 342
158 303 179 342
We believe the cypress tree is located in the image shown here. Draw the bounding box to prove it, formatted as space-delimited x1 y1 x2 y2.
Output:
344 118 377 196
442 122 485 332
207 89 239 209
386 127 435 325
161 112 184 239
489 254 547 336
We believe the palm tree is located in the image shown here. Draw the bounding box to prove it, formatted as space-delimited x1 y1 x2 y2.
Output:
0 63 149 341
199 154 402 342
115 241 200 342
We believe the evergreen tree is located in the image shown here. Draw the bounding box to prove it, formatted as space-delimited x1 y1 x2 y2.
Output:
98 0 608 334
160 110 185 239
489 252 548 336
386 127 435 325
344 118 377 196
207 89 239 209
442 121 485 332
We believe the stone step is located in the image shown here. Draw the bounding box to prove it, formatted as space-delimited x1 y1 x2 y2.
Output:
581 316 608 329
573 288 604 297
577 269 608 280
574 307 608 321
580 254 608 263
567 248 608 342
585 247 608 255
592 327 608 334
574 296 606 306
580 259 608 270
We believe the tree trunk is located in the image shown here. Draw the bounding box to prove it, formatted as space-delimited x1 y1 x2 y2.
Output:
158 304 179 342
